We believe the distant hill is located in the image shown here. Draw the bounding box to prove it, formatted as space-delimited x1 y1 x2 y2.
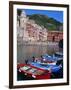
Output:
28 14 63 31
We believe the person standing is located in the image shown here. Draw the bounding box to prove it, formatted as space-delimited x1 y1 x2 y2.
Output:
25 59 28 64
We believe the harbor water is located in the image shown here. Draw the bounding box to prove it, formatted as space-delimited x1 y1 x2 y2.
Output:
17 42 59 63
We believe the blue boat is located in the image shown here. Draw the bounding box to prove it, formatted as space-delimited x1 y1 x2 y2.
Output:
30 62 62 73
29 52 63 73
42 52 63 62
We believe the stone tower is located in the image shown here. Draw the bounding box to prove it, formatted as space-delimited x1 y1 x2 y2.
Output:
20 10 29 41
20 10 27 29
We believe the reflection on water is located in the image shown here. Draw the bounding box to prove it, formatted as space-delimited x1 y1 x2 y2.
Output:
17 44 59 63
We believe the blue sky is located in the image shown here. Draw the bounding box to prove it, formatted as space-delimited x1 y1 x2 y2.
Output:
22 9 63 23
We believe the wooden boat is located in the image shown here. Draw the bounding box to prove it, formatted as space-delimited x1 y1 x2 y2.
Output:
17 63 51 79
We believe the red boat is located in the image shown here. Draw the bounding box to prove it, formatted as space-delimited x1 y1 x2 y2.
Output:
17 64 51 79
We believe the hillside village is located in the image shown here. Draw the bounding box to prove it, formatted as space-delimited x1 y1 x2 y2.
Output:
17 10 48 42
17 10 63 44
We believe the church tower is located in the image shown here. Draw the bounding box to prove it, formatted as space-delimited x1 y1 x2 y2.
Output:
20 10 29 41
20 10 27 29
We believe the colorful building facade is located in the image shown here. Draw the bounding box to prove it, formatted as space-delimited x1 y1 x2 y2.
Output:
47 31 63 42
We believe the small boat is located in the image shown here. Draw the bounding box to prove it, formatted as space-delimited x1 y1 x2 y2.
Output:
29 52 63 72
30 62 62 73
40 52 63 64
42 52 63 61
17 63 51 79
54 52 63 61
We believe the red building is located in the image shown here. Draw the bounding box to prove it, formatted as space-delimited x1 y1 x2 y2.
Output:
47 31 63 42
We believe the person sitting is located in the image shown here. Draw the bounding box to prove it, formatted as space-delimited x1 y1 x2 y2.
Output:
40 55 43 63
32 56 35 62
32 56 38 62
